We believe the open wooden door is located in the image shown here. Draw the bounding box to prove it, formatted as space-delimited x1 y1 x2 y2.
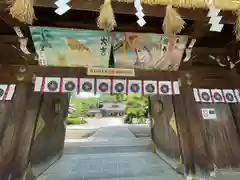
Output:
150 94 183 172
173 71 240 177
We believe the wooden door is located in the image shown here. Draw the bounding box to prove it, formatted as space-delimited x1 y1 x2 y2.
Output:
195 103 240 169
151 95 182 169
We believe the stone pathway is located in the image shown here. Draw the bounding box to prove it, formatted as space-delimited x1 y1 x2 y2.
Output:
36 126 185 180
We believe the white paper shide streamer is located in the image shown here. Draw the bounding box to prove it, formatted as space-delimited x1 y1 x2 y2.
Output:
207 5 223 32
19 38 30 54
55 0 71 15
13 27 24 38
13 26 30 54
134 0 146 27
183 39 196 62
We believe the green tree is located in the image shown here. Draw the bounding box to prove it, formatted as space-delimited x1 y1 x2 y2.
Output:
70 97 98 117
116 93 126 102
125 94 148 119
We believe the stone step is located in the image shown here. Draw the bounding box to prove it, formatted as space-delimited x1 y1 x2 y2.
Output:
63 145 152 155
64 137 152 147
95 176 183 180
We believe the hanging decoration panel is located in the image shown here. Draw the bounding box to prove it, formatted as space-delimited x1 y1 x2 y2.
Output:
96 79 111 94
34 76 180 96
193 88 240 104
158 81 180 95
143 81 157 95
79 78 95 94
34 77 61 93
30 27 111 67
211 89 225 103
234 89 240 102
112 32 188 71
112 79 127 94
0 84 16 101
62 78 78 92
128 80 142 94
222 89 237 103
193 88 212 103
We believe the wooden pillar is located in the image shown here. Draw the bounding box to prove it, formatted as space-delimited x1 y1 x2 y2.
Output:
0 83 42 179
172 76 195 175
175 74 214 175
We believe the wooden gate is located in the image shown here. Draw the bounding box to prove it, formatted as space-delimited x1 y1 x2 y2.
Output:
151 69 240 176
0 83 70 179
151 95 182 170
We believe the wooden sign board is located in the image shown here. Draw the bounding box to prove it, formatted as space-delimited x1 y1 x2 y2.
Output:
87 67 135 77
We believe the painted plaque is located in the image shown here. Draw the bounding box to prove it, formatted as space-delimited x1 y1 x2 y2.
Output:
30 27 111 67
112 32 188 71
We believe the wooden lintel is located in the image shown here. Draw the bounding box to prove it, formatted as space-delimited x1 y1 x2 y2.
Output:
0 0 236 24
4 65 179 82
0 65 239 89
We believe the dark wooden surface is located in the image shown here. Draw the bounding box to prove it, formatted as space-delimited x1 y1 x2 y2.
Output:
31 93 70 165
196 103 240 168
0 83 42 179
1 65 240 88
0 83 70 179
172 79 195 174
179 76 213 173
151 95 182 162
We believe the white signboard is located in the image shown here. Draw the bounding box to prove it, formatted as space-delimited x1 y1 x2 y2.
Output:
201 108 217 120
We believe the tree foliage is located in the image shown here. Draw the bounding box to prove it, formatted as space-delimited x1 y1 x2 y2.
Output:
70 97 98 117
125 94 148 118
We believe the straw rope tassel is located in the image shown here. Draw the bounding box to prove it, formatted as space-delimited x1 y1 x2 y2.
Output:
162 5 185 36
9 0 36 24
97 0 117 31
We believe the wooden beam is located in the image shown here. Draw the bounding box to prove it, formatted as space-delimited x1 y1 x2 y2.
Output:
0 43 36 62
0 35 19 44
192 47 228 55
0 65 178 84
33 9 193 34
3 65 179 82
180 47 230 70
190 21 211 39
0 65 239 89
0 0 236 23
189 67 239 89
